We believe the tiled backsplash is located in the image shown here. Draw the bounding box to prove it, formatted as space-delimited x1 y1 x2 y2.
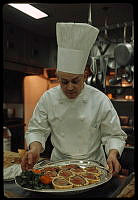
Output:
3 103 23 118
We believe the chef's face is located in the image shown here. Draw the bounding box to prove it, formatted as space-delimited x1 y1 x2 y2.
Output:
57 71 86 99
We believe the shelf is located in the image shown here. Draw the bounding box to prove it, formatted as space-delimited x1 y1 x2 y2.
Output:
106 85 133 88
3 118 24 126
111 99 134 102
121 126 134 130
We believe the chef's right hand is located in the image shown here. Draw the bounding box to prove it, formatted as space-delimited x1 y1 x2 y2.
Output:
21 142 42 171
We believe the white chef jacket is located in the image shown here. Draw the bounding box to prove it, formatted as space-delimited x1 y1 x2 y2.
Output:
25 83 127 166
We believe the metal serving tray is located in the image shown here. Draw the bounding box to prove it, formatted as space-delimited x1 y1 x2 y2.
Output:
15 159 112 194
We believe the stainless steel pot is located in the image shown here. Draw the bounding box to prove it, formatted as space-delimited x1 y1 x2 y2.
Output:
114 43 134 66
114 23 134 67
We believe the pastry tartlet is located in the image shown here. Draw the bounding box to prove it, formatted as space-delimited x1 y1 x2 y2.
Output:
52 176 73 189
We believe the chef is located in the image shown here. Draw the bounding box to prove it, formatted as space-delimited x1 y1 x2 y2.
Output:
21 23 127 174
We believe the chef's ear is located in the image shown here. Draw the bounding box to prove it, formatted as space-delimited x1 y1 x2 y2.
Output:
84 71 88 81
84 66 90 81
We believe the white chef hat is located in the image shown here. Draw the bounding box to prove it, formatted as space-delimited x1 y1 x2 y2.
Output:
56 22 99 74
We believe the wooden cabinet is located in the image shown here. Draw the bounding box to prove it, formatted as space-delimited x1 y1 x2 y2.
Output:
48 39 57 68
3 70 25 104
25 32 49 67
4 23 26 64
3 22 50 68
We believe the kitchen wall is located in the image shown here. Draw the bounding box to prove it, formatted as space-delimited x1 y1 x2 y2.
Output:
3 69 25 119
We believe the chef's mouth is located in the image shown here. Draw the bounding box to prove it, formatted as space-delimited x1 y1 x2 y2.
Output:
65 91 78 98
66 92 76 94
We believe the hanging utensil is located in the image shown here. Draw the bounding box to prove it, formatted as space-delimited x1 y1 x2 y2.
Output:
97 71 103 82
96 15 110 88
86 76 92 85
88 3 92 25
114 22 134 66
131 65 134 73
103 57 108 89
88 56 97 84
92 57 97 83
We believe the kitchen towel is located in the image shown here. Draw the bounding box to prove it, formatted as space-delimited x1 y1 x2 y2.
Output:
4 164 22 180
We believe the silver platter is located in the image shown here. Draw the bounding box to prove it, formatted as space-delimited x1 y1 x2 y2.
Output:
15 159 112 194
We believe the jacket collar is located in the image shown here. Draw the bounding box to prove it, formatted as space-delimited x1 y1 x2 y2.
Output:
58 83 88 103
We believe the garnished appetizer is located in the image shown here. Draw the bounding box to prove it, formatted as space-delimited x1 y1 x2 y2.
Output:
52 176 73 189
81 172 100 184
69 175 89 187
85 166 102 176
41 166 60 173
58 169 73 180
70 167 85 174
60 164 80 170
43 170 58 178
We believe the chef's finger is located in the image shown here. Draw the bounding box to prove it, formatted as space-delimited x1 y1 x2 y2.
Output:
21 161 26 171
27 151 34 165
21 153 28 170
113 162 121 174
107 160 113 173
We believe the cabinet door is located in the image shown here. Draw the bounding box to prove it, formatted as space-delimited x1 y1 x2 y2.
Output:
48 40 57 68
10 125 24 152
25 32 49 67
4 23 25 63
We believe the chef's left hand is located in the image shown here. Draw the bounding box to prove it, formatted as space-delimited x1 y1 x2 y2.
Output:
106 149 121 175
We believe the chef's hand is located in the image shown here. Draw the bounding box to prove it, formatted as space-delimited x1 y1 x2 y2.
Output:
106 149 121 175
21 142 43 171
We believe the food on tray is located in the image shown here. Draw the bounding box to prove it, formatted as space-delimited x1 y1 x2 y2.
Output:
69 175 89 187
15 162 106 191
70 167 85 174
52 176 73 189
81 172 100 184
43 170 58 178
60 164 80 170
16 170 53 190
40 175 52 184
42 166 60 173
85 166 102 175
58 169 73 179
32 169 42 174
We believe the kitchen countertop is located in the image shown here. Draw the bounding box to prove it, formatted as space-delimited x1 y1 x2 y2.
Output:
3 151 135 198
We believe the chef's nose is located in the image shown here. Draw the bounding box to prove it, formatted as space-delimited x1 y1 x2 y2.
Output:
67 81 74 90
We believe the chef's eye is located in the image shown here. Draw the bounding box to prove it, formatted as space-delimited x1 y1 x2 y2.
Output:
61 79 69 84
61 77 81 85
71 78 81 84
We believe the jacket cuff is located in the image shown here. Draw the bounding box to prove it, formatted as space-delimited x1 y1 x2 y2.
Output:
25 133 46 153
105 138 126 157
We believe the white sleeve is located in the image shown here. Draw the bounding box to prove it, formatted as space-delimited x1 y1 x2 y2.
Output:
100 97 127 157
25 93 51 153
